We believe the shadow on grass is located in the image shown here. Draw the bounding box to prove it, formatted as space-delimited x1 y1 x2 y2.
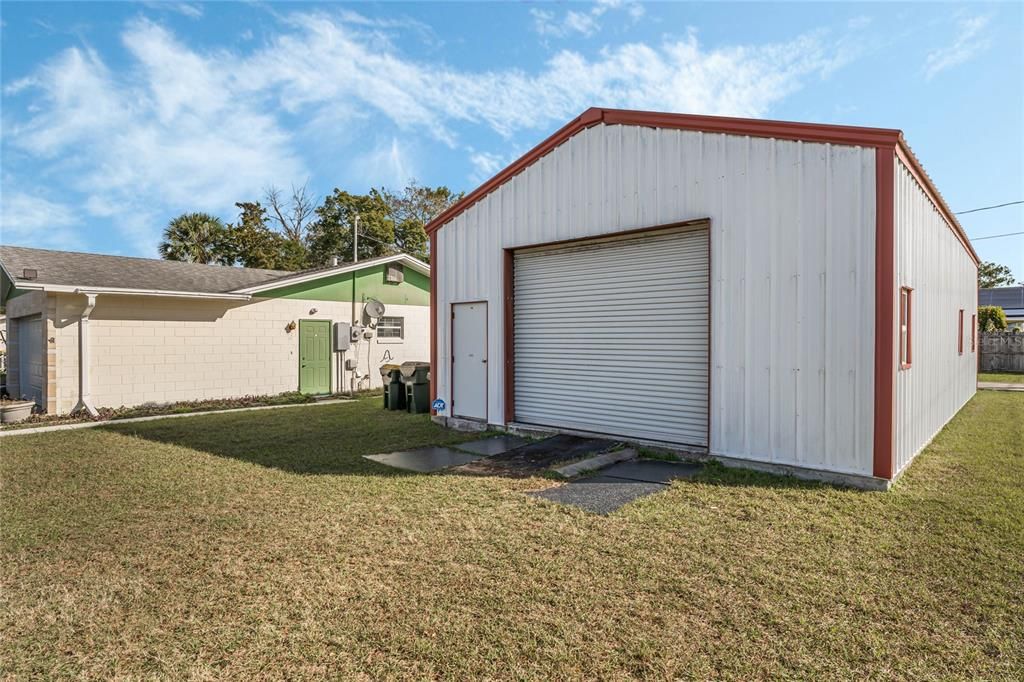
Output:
97 397 476 477
689 460 869 492
95 396 868 491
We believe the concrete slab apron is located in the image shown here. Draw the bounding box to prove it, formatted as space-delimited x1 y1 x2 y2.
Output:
452 435 531 456
364 447 484 473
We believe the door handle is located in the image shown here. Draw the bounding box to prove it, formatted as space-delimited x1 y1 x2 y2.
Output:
482 359 487 363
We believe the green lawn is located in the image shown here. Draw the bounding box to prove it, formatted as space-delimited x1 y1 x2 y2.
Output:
2 393 1022 679
980 371 1024 384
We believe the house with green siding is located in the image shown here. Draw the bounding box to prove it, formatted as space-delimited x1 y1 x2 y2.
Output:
0 245 430 414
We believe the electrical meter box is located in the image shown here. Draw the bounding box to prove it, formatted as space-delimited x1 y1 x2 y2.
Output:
332 322 351 352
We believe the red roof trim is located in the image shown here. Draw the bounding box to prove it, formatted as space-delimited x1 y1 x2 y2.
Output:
426 107 980 267
425 107 902 235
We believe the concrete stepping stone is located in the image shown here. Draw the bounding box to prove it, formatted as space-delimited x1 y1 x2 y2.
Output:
453 435 531 456
529 459 704 514
364 446 483 473
599 460 703 484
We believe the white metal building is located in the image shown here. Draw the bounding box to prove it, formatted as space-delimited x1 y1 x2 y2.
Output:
427 108 978 489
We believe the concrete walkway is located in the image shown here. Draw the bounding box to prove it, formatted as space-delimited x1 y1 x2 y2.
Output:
0 399 352 438
978 382 1024 392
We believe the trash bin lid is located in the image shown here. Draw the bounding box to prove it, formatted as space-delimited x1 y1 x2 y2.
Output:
379 363 401 378
399 361 430 379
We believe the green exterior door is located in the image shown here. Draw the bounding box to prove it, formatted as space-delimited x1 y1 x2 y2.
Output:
299 320 331 394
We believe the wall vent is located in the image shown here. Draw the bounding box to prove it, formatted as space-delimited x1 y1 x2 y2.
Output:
385 262 404 284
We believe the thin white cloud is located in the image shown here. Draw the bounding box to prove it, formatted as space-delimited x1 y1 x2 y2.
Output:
4 10 860 255
5 19 305 254
142 2 203 20
467 150 510 184
924 14 991 80
0 190 86 250
531 0 643 38
357 137 415 189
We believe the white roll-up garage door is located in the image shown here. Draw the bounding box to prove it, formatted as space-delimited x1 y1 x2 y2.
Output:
513 225 709 446
17 315 45 407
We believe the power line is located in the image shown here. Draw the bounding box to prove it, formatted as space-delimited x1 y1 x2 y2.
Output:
955 200 1024 215
970 230 1024 241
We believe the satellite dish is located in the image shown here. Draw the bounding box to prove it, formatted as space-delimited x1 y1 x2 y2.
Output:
363 298 386 319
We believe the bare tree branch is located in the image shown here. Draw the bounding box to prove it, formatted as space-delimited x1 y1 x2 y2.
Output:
265 182 315 243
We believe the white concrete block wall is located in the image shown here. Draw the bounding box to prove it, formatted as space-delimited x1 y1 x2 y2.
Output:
51 294 430 413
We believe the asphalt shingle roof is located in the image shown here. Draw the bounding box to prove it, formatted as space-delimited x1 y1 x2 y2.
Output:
0 245 293 294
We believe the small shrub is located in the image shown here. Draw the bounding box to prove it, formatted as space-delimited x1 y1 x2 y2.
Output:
978 306 1007 332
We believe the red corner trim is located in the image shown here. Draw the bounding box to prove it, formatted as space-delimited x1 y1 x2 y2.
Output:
429 231 438 415
874 146 896 480
502 249 514 424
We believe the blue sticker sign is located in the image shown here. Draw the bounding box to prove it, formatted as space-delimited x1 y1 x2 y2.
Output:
431 398 446 412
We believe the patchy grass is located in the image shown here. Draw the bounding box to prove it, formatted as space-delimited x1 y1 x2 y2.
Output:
2 393 1022 679
980 371 1024 384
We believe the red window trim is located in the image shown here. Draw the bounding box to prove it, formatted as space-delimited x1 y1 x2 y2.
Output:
971 314 976 352
899 287 913 370
958 309 964 355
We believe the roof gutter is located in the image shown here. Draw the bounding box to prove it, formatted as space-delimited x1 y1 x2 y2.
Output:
11 282 251 300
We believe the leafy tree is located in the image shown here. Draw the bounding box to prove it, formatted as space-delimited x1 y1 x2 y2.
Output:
978 305 1008 332
306 189 395 266
159 212 231 265
377 181 463 261
978 261 1016 288
226 202 308 271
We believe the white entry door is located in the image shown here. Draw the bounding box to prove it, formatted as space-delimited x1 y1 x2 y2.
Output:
452 302 488 420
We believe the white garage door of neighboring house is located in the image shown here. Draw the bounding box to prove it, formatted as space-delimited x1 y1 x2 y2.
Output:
17 315 44 406
513 225 710 446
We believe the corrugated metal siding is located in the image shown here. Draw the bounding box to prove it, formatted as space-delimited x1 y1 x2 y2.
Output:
893 158 977 475
513 227 709 445
435 123 877 476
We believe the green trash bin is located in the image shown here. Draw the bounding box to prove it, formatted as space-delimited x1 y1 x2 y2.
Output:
379 364 405 410
400 361 431 414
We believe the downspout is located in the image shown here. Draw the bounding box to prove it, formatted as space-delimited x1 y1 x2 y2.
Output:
75 292 99 416
349 214 360 395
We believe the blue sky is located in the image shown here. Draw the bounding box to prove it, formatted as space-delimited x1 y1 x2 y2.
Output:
1 1 1022 278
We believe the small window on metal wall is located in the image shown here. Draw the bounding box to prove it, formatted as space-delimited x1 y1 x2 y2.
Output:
377 316 404 339
971 314 976 352
899 287 912 369
958 309 964 355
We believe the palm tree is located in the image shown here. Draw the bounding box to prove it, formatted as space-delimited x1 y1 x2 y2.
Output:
158 212 231 264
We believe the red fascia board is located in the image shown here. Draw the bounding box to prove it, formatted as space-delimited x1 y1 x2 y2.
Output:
425 107 902 235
